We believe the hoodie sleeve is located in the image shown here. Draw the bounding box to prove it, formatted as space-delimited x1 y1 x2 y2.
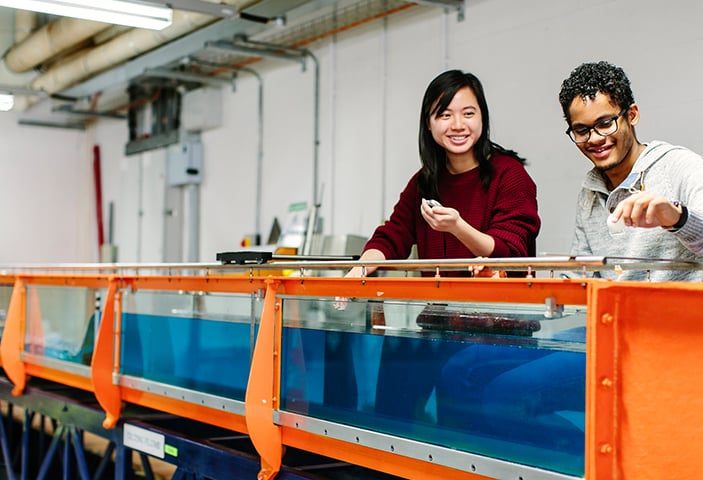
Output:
668 150 703 255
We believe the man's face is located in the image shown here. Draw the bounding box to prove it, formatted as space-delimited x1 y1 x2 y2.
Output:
567 92 639 173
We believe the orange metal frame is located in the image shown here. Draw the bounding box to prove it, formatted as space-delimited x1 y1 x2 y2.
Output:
585 281 703 480
0 274 267 435
1 272 702 479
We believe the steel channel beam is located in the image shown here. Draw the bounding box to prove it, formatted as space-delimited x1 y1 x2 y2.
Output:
122 420 314 479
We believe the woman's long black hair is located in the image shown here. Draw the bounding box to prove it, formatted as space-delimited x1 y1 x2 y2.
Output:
418 70 525 200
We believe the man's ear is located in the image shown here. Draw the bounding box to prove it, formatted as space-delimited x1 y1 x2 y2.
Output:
627 103 641 126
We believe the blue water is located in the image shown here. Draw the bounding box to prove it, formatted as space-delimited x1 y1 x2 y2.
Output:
121 313 253 400
280 327 585 476
26 314 95 366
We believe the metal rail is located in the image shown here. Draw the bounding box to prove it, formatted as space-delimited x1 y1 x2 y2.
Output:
0 256 701 275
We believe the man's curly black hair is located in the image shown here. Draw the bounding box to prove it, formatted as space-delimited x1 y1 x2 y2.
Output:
558 61 635 123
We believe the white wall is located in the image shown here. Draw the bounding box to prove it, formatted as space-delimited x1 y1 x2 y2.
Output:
19 0 703 263
0 113 94 263
188 0 703 258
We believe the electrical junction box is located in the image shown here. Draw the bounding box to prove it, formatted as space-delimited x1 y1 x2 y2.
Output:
181 87 223 133
167 136 203 186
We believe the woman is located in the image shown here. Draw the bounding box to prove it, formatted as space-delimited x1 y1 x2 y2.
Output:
349 69 540 277
346 70 541 422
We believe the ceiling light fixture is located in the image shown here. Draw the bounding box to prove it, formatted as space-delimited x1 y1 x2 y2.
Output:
0 0 172 30
0 94 15 112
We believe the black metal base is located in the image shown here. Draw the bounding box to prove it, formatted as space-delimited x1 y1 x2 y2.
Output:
0 375 399 480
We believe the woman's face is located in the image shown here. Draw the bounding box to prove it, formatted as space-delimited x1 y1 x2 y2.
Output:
428 86 483 165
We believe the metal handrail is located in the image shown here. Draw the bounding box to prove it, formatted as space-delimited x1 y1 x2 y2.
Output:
0 255 701 275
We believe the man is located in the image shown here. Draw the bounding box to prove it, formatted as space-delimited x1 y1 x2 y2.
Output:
559 61 703 280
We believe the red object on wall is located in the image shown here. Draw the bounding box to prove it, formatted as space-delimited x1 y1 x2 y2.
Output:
93 145 105 249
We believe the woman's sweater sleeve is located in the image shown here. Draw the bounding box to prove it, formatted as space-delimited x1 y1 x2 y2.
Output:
363 176 418 260
486 163 541 258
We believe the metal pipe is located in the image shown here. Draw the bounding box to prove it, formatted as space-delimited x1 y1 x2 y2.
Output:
183 183 200 262
305 49 321 207
328 34 337 233
1 256 702 274
62 429 69 480
202 39 321 208
21 411 31 480
185 57 264 241
0 406 16 480
231 67 265 242
36 425 65 480
380 16 388 218
70 429 91 480
92 442 115 480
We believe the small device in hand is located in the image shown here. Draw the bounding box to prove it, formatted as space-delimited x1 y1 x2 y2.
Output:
426 199 442 208
606 212 626 235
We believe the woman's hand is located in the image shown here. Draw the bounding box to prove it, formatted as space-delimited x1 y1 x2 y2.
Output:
420 199 495 257
469 258 505 278
420 199 463 234
335 249 385 310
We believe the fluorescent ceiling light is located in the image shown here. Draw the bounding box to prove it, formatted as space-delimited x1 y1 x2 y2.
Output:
0 0 172 30
0 94 14 111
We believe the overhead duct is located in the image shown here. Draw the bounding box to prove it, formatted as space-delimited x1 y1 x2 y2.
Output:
32 0 252 95
5 16 110 73
31 11 210 94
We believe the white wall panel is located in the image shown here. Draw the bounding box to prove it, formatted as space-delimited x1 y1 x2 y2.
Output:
188 0 703 257
200 78 258 260
383 8 447 224
258 61 316 245
327 22 384 239
18 0 703 263
0 113 93 263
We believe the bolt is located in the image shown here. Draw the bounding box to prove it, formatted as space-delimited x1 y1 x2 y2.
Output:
601 313 613 325
601 377 613 388
600 443 612 454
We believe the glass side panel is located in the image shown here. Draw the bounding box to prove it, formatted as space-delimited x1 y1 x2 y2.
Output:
120 290 261 400
280 297 586 476
0 284 12 337
25 286 100 365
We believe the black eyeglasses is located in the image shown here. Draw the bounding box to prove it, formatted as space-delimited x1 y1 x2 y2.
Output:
566 108 629 144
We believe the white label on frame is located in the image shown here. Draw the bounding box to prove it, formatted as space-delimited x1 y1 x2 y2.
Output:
123 424 165 459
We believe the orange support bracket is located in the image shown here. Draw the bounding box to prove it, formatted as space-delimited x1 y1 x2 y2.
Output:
586 282 703 480
0 278 28 396
91 280 122 429
245 278 282 480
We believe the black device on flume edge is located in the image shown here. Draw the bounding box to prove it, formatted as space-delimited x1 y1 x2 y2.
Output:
216 251 359 265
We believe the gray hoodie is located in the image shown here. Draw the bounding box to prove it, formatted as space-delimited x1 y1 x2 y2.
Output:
571 141 703 281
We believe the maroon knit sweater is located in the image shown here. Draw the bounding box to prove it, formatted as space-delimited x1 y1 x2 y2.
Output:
364 153 540 261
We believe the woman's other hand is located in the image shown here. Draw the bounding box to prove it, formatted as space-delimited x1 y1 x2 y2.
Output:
420 198 463 234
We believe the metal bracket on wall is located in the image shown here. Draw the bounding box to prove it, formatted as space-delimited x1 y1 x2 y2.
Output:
52 104 127 120
18 119 86 130
414 0 465 21
204 37 309 70
143 67 234 88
